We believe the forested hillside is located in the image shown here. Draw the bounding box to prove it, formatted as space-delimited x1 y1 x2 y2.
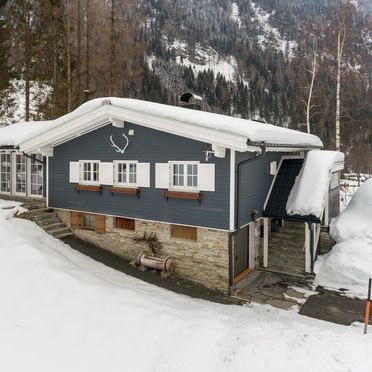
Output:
0 0 371 171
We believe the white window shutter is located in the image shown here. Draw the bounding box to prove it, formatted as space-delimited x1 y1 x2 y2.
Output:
198 164 215 192
69 162 80 183
155 163 169 189
137 163 150 187
100 162 113 185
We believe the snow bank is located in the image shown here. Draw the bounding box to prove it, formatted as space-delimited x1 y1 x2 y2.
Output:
331 178 372 242
286 150 344 218
0 200 371 372
315 236 372 297
315 180 372 298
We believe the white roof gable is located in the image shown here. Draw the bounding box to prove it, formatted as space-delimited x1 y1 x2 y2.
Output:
17 97 323 153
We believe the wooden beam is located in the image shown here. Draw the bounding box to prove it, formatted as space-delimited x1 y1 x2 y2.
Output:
305 223 311 273
263 218 269 268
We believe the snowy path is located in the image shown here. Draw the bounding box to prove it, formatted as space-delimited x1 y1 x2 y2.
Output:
0 202 371 372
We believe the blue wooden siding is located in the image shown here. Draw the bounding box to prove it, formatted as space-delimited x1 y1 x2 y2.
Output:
236 151 285 227
48 123 231 229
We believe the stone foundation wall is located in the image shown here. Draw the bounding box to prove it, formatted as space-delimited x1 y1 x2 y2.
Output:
56 209 230 293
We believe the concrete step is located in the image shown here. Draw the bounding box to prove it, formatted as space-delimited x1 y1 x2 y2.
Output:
37 217 60 226
44 222 66 232
53 231 73 239
32 212 58 221
49 227 71 236
29 207 53 215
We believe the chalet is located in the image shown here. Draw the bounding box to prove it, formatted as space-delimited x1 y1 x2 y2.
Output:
0 96 344 294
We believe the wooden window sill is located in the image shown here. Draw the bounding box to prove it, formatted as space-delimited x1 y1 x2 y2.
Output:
74 184 102 193
164 191 202 202
109 187 140 197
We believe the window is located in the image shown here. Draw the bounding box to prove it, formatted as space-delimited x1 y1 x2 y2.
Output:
30 155 43 196
115 217 135 231
15 154 26 194
170 162 198 191
80 161 100 185
330 172 339 189
0 153 11 193
82 214 96 230
70 212 106 233
114 161 137 187
171 224 197 241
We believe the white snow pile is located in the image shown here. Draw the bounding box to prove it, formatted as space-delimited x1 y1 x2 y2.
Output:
287 150 344 218
0 120 56 147
0 201 371 372
315 179 372 298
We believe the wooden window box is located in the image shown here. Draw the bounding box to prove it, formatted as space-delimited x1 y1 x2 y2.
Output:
74 184 102 194
109 187 140 197
164 191 202 203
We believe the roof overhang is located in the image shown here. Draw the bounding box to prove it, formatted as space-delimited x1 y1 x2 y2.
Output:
19 103 323 155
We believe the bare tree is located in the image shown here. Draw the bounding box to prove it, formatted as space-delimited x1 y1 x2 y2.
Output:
298 33 319 134
335 1 348 151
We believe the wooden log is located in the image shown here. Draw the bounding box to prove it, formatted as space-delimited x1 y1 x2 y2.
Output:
137 253 175 273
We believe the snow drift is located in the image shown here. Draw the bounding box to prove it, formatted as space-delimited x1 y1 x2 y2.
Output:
315 179 372 297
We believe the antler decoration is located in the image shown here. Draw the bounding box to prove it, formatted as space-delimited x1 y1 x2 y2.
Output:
109 133 129 154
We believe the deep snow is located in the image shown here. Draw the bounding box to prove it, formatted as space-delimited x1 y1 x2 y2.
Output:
315 179 372 298
0 201 371 372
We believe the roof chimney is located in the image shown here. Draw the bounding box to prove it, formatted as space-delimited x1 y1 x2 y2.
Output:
179 92 203 110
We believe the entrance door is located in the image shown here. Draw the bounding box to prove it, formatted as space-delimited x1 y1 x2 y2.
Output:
29 155 43 197
0 153 11 194
13 153 26 195
234 225 249 276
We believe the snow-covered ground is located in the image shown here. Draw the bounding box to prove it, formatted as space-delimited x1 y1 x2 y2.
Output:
0 201 371 372
315 179 372 298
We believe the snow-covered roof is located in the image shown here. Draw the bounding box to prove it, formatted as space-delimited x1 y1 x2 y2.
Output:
0 120 56 148
18 97 323 153
286 151 345 219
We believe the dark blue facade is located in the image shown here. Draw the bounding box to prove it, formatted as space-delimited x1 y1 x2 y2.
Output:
49 123 232 229
236 151 284 227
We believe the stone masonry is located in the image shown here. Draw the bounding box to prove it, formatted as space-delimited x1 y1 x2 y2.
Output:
56 209 230 293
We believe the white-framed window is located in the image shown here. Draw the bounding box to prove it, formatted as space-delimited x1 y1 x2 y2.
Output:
169 161 199 191
79 161 100 185
330 172 339 189
0 153 11 193
113 161 138 187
